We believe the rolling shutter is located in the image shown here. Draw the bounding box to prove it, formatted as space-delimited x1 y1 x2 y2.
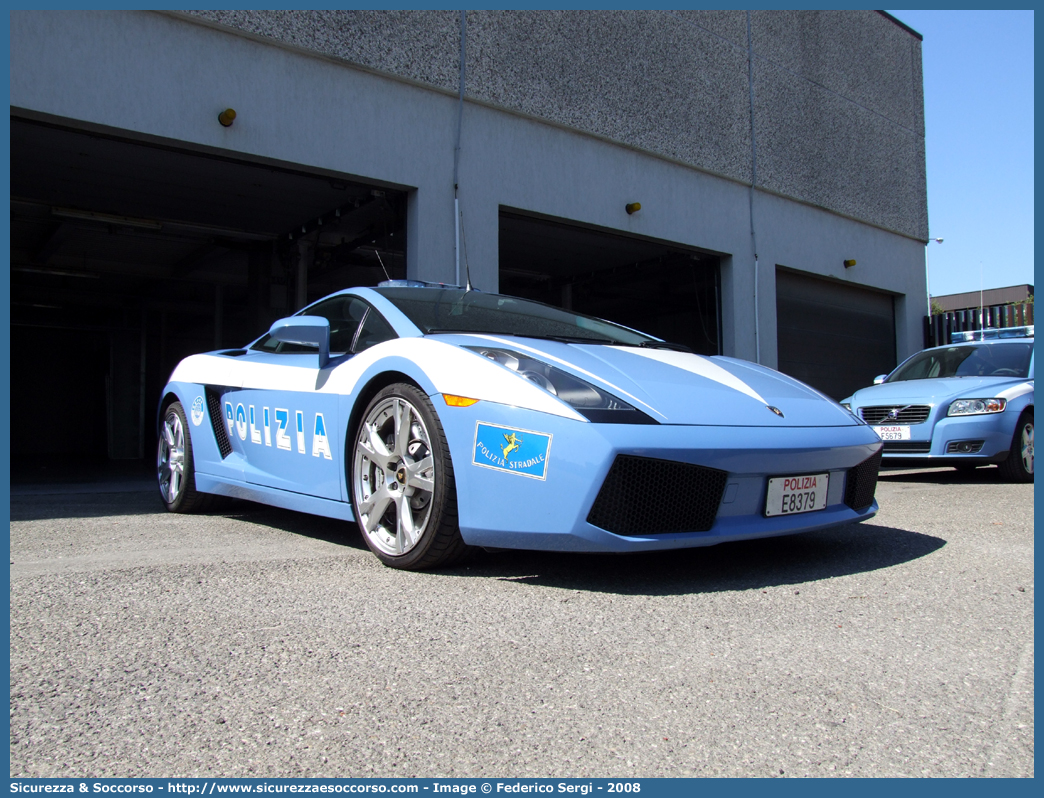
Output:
775 269 896 400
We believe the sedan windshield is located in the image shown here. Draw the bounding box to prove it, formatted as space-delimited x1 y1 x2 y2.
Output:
888 343 1033 382
374 287 657 345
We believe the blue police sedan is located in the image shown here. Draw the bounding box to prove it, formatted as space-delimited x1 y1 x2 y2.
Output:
842 328 1033 481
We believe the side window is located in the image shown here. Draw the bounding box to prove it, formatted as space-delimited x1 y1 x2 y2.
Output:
302 296 369 354
252 295 372 354
353 309 396 353
251 296 399 355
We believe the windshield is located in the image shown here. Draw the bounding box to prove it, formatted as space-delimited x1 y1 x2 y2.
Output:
374 287 657 345
888 343 1033 382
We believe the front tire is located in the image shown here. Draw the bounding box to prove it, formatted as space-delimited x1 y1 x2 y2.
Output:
350 383 467 570
157 401 210 512
998 410 1034 483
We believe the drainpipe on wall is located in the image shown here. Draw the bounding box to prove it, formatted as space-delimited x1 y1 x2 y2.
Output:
746 10 761 364
453 10 466 286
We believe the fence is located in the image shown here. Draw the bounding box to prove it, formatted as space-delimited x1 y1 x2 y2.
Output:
924 302 1034 348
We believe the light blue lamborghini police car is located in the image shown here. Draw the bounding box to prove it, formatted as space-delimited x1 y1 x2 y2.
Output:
158 282 883 569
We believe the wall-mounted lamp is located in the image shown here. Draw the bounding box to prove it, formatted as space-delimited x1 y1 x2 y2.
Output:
843 259 857 268
625 202 641 215
218 108 237 127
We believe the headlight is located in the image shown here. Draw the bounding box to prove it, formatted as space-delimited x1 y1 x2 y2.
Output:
839 402 862 421
466 347 656 424
947 398 1006 416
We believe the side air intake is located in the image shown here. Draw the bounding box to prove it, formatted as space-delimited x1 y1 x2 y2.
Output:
205 387 233 459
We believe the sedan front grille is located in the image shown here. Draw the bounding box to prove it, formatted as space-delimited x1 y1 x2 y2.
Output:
859 405 931 425
587 455 727 536
882 441 931 453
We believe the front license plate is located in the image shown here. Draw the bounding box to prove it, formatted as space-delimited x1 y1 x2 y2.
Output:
874 425 911 441
765 473 829 517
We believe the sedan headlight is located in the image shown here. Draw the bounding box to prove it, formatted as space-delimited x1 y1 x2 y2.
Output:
947 398 1007 416
466 347 656 424
838 402 863 422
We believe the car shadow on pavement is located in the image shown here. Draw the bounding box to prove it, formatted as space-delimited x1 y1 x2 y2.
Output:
9 494 369 558
218 501 371 551
440 523 946 596
9 490 169 521
10 494 947 594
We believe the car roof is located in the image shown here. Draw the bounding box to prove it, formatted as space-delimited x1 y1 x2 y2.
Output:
927 337 1034 351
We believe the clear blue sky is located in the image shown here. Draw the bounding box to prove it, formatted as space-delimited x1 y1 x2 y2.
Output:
885 10 1034 298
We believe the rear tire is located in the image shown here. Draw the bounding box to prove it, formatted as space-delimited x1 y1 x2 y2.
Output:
350 383 468 570
998 410 1034 483
157 401 211 512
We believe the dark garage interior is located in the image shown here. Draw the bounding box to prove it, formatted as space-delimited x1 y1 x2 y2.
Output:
498 210 721 357
10 116 407 468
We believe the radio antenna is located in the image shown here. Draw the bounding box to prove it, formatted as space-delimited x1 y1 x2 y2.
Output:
459 208 473 291
374 248 391 282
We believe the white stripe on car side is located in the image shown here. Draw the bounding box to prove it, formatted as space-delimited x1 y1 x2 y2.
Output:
328 338 585 419
168 339 587 421
169 355 245 388
615 346 769 405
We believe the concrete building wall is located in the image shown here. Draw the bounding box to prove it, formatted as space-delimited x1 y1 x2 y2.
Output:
10 9 928 368
185 8 927 239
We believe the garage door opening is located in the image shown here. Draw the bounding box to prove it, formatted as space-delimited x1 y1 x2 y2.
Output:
10 116 408 466
775 268 897 400
498 210 721 356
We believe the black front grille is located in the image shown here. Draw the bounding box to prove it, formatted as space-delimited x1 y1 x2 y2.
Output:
587 455 728 536
947 440 985 454
205 387 233 459
845 450 882 512
882 441 931 453
859 405 931 425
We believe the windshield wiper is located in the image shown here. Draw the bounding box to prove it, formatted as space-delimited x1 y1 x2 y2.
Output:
425 329 616 344
426 328 496 335
540 334 616 344
635 340 694 353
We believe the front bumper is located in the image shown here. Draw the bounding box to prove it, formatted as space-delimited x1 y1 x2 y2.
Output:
877 412 1017 467
436 398 882 553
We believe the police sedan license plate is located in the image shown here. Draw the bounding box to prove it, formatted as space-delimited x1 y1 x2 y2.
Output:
765 473 829 517
874 425 911 441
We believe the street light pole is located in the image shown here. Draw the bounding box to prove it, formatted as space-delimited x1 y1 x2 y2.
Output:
925 237 943 317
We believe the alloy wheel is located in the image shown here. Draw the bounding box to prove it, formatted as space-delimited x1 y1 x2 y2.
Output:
157 411 186 504
1021 421 1034 475
353 396 436 556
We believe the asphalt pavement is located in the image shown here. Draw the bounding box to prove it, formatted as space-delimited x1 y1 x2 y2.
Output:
8 466 1034 778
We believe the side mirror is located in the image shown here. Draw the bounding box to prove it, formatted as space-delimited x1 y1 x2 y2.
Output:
872 374 887 385
268 316 331 368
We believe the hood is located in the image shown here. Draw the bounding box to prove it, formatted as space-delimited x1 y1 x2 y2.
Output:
439 334 857 427
848 376 1032 407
